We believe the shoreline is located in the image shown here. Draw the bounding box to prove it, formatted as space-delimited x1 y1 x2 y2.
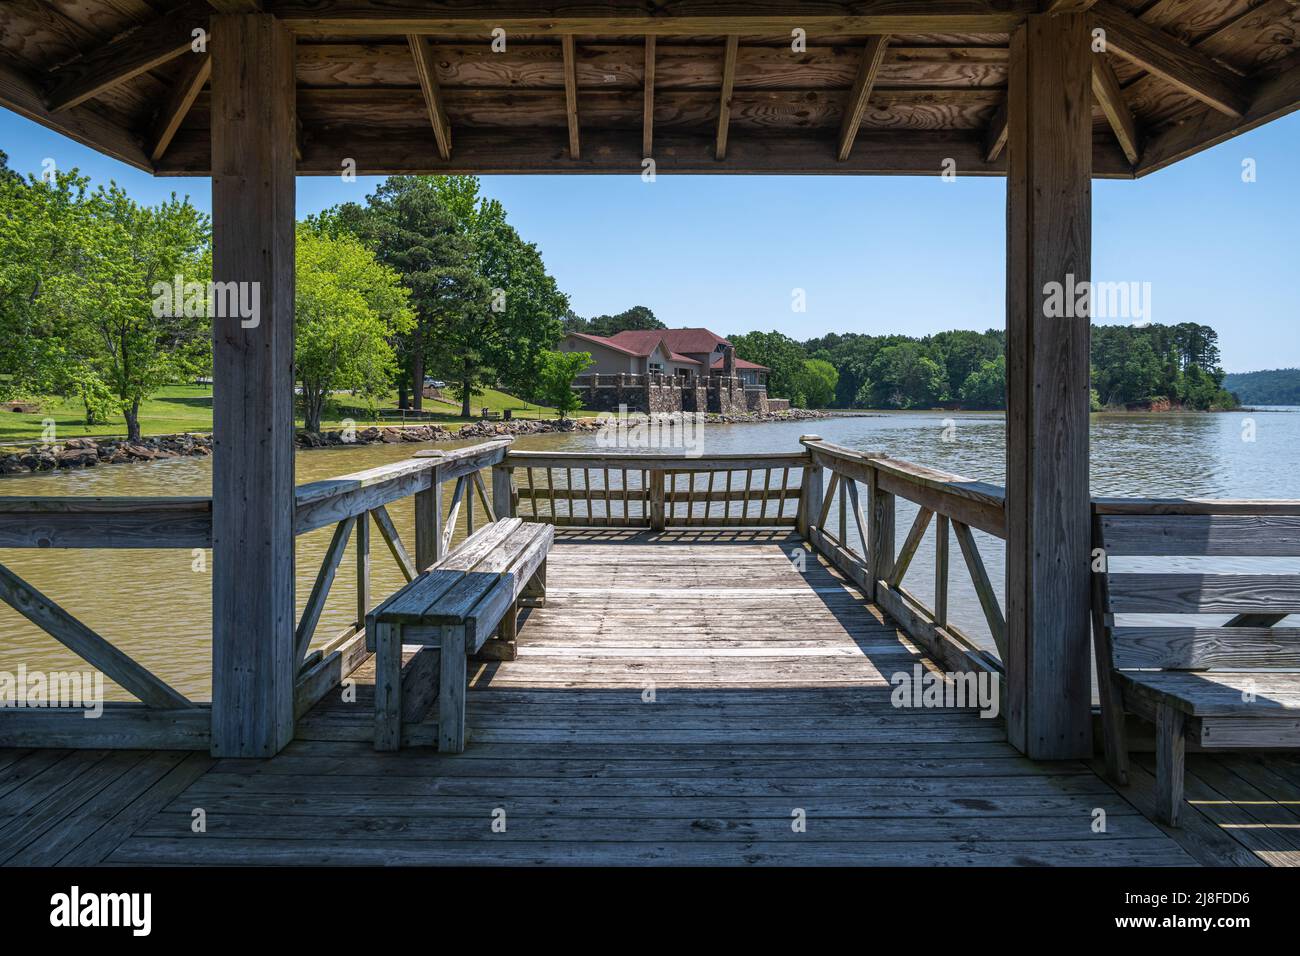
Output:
0 408 834 476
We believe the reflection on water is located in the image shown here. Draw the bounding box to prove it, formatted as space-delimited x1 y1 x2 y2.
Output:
2 408 1298 698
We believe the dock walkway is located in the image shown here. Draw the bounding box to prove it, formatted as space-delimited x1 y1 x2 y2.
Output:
1 532 1296 866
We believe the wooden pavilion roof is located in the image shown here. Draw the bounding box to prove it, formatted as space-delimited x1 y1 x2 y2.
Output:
2 1 1299 179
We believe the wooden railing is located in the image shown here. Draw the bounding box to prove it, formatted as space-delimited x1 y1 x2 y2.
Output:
275 439 514 726
0 439 513 749
499 450 808 530
800 437 1007 678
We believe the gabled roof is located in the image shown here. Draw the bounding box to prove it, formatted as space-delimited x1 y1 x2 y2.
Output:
564 329 704 366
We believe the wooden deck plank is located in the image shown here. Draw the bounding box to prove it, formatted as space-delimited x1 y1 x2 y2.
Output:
14 530 1298 867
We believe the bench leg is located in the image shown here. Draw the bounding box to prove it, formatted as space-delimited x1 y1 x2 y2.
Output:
374 623 402 751
520 560 546 608
471 599 520 662
1155 703 1186 827
439 624 467 753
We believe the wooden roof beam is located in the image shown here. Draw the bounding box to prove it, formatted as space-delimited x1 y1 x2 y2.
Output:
1138 49 1300 176
715 35 738 161
261 0 1034 35
642 36 655 159
46 0 213 113
1091 52 1139 166
408 35 452 160
205 1 262 10
837 36 889 161
1091 1 1250 117
0 57 151 172
562 35 579 159
983 99 1008 162
264 1 1039 36
150 52 210 161
1042 0 1098 12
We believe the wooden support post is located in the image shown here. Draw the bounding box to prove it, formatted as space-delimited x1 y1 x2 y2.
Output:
798 445 822 539
1155 702 1186 826
414 478 440 572
1005 11 1094 760
438 624 467 752
373 622 402 751
209 13 297 758
649 468 666 531
356 511 370 627
493 464 515 519
867 468 895 600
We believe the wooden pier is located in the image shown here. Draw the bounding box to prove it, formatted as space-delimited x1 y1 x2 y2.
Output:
3 481 1299 866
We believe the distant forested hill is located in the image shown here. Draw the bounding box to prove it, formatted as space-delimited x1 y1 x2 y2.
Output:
1223 369 1300 406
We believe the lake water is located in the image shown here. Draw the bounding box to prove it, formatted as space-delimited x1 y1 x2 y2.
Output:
3 407 1298 700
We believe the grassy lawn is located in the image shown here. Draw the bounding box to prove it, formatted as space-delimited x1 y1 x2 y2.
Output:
0 384 563 446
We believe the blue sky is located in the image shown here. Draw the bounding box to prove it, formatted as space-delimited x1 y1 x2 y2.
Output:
3 108 1297 372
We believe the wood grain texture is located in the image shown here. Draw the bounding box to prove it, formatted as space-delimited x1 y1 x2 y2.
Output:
408 34 452 158
562 34 580 158
1091 52 1139 164
209 12 297 758
1004 12 1093 760
150 51 210 161
714 35 738 160
1092 0 1251 117
837 36 890 160
46 0 212 112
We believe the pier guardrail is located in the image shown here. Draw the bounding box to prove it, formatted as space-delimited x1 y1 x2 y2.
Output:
0 439 513 749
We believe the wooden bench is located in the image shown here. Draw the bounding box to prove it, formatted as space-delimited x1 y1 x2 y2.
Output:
480 408 501 421
366 516 553 752
1091 503 1300 826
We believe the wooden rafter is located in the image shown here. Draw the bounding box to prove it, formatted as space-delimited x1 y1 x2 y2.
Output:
837 35 889 161
156 126 1138 178
408 35 452 160
1092 52 1140 165
562 34 580 159
1139 48 1300 175
1043 0 1098 11
1091 1 1250 117
0 58 151 171
642 36 655 159
984 99 1008 162
205 1 261 10
46 0 213 112
265 1 1039 36
715 35 739 161
150 51 210 161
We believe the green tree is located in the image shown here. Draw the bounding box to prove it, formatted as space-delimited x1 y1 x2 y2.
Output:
570 305 665 337
295 226 415 433
321 177 486 414
55 184 210 440
0 169 94 402
728 331 808 404
537 349 592 419
792 358 838 409
866 342 949 409
959 355 1006 409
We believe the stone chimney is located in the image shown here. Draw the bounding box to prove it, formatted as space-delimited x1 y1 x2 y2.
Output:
723 344 736 378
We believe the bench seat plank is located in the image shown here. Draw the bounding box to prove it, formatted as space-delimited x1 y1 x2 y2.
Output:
1118 671 1300 717
1111 627 1300 669
1108 573 1300 614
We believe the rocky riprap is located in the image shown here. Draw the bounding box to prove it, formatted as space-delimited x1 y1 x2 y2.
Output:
0 409 831 476
0 434 213 475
